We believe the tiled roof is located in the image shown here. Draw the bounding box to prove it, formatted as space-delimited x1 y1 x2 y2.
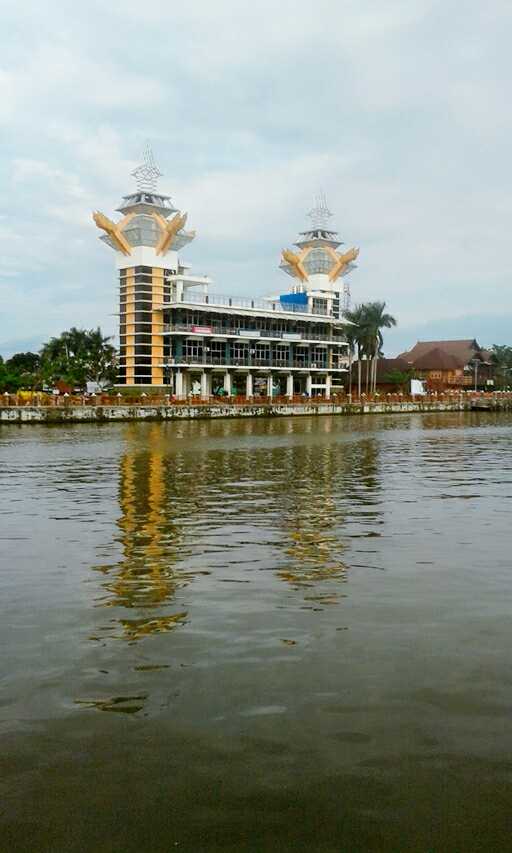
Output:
399 339 483 367
411 347 463 371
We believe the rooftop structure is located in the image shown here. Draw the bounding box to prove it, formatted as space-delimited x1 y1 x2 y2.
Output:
93 151 358 397
398 339 493 389
279 191 359 315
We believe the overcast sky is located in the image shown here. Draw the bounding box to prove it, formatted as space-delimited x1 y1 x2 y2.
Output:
1 0 511 357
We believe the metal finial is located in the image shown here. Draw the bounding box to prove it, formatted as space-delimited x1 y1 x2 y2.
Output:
131 141 163 192
308 191 333 229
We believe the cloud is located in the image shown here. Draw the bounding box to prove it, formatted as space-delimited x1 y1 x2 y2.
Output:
1 0 512 356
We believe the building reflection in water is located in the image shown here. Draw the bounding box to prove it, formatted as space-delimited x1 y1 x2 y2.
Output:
93 419 382 641
93 424 203 642
273 427 381 606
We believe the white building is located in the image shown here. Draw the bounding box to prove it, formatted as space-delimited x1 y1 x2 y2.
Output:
94 151 358 398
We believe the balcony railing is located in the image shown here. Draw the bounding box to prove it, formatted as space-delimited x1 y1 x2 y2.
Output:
162 322 348 345
162 356 347 371
162 291 333 317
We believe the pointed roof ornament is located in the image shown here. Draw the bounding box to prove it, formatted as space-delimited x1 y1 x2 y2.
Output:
308 190 333 230
131 141 163 192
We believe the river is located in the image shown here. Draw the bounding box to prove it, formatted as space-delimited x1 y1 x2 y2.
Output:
1 412 512 852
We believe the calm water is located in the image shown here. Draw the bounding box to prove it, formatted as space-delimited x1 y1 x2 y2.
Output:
1 412 512 852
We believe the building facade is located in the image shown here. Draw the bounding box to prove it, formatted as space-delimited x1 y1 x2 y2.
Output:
93 150 357 398
399 339 493 389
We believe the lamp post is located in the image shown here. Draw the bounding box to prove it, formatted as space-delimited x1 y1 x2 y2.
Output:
469 359 479 392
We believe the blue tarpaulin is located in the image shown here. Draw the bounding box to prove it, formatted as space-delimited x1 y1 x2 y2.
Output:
279 292 308 307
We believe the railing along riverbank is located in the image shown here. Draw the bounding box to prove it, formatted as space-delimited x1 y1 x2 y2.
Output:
1 391 512 424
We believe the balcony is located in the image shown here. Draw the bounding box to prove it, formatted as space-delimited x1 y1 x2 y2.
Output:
162 356 347 371
162 322 348 346
159 291 335 318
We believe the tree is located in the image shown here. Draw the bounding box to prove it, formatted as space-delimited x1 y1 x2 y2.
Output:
344 302 397 395
490 345 512 389
345 304 368 398
0 352 41 392
39 327 117 390
383 368 413 392
5 352 40 373
362 302 397 393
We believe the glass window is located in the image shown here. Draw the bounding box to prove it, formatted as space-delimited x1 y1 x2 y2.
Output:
184 340 203 360
231 342 249 361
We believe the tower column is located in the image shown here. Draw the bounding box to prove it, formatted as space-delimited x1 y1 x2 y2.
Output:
325 374 332 399
286 373 294 399
175 370 184 399
223 372 232 396
306 374 312 397
200 371 210 400
267 373 273 398
246 373 253 398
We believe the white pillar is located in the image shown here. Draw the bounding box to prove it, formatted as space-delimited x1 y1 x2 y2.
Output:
223 372 232 396
200 371 209 400
267 373 273 397
175 370 184 399
286 373 294 398
246 373 253 398
325 374 332 399
306 374 312 397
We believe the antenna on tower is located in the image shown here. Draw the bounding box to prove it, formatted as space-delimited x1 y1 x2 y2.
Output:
131 141 163 192
308 190 333 229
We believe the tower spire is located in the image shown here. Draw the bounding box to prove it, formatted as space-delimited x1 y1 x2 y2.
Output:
131 141 163 193
308 190 333 230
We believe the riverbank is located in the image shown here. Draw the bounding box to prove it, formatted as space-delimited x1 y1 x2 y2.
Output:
2 396 512 423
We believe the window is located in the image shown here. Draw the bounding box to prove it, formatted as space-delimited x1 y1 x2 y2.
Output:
184 340 203 361
231 342 249 363
273 345 289 365
312 298 328 316
311 347 327 367
255 343 270 364
209 341 225 363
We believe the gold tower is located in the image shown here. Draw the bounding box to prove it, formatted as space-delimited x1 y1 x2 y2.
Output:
93 145 195 386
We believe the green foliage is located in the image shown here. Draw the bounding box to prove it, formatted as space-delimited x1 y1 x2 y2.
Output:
0 352 40 392
382 368 413 391
490 344 512 388
345 301 397 393
39 327 117 390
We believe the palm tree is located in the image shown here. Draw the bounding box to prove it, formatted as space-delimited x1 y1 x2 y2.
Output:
344 304 368 398
362 302 397 393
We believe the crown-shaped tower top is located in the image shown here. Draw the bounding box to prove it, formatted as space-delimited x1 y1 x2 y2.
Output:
131 142 163 193
279 194 359 285
92 143 196 257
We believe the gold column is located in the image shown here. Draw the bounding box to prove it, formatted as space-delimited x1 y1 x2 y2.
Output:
125 269 135 385
151 267 164 385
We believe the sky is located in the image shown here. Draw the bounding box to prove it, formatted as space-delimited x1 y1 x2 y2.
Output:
1 0 511 357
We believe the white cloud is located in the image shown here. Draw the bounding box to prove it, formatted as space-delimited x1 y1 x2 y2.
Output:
1 0 512 353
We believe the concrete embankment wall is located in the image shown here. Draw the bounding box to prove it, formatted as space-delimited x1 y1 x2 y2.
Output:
2 399 511 424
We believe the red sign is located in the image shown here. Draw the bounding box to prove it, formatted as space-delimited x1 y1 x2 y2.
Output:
191 326 212 334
